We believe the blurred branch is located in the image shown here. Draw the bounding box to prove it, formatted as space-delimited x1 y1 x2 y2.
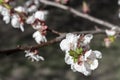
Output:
39 0 120 30
0 29 105 54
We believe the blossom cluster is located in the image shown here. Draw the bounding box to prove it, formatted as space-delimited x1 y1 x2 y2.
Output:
0 0 49 61
60 33 102 76
0 0 48 44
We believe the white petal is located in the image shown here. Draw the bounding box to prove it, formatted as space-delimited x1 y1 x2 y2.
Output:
35 11 45 20
64 52 73 65
73 63 91 76
0 5 3 12
35 36 41 44
105 30 116 36
60 39 70 51
90 59 98 70
11 18 20 28
20 24 24 32
34 11 48 20
84 50 92 61
3 15 10 24
14 6 26 13
93 50 102 59
60 33 79 51
11 14 20 28
26 15 35 24
33 31 39 38
83 34 93 45
36 55 44 61
33 31 47 44
1 8 9 16
27 5 37 13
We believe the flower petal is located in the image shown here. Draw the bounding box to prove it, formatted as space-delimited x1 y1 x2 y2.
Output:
60 39 70 51
90 59 98 70
93 50 102 59
64 51 73 65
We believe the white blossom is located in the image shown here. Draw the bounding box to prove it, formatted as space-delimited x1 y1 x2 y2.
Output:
25 50 44 62
65 49 102 76
33 31 47 44
26 10 48 30
60 33 79 52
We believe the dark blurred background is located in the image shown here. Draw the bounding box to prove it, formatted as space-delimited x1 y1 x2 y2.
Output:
0 0 120 80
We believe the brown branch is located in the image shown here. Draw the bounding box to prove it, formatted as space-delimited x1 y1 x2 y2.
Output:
0 30 105 54
0 34 66 54
47 28 63 35
39 0 120 31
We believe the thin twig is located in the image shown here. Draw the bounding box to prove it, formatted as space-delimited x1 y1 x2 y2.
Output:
39 0 120 30
0 30 105 54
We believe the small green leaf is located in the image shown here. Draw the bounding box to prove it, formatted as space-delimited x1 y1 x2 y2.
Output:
74 53 79 58
75 48 83 55
69 50 75 57
73 58 78 63
69 50 79 58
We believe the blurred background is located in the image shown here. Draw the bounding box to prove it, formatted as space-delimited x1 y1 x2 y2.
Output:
0 0 120 80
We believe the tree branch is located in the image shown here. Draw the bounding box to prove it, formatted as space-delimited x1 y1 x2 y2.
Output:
0 30 105 54
39 0 120 30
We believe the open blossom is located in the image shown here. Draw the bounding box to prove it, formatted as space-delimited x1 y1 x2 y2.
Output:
25 50 44 62
66 50 102 76
60 33 102 76
33 31 47 44
26 10 48 23
11 14 24 32
60 33 79 52
26 10 48 29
